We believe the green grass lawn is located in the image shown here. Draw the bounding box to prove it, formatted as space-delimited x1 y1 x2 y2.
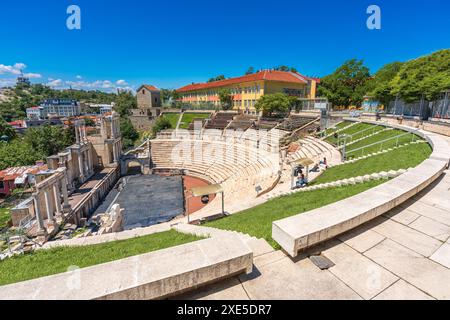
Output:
0 207 11 229
326 123 376 145
161 113 182 129
322 121 351 136
205 180 385 248
346 129 422 157
0 229 202 286
179 113 211 129
313 142 432 184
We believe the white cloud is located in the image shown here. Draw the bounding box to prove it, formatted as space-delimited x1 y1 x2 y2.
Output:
0 62 41 79
47 79 63 87
24 73 42 79
76 75 82 79
116 79 128 86
14 63 26 70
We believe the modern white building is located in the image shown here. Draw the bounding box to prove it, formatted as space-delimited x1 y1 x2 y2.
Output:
40 99 81 117
26 106 47 120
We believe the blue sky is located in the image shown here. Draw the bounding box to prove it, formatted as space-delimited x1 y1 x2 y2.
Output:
0 0 449 92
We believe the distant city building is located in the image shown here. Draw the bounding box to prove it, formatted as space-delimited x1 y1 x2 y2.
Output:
82 103 114 115
26 106 47 120
16 75 31 87
130 85 162 130
40 99 81 117
9 118 64 133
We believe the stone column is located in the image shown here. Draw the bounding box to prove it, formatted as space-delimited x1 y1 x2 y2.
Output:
33 196 46 235
62 177 71 212
78 150 85 180
112 143 118 163
87 149 93 174
75 126 80 144
44 189 54 221
53 183 62 217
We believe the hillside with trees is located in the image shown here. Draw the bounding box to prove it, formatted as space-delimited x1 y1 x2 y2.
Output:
318 49 450 108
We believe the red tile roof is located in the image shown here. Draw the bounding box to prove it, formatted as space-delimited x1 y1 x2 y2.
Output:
177 70 317 92
0 164 48 181
137 84 160 92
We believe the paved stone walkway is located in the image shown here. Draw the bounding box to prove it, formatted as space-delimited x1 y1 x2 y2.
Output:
178 169 450 300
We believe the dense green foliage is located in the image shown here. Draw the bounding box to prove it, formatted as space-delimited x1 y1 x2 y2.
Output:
0 140 44 170
114 91 137 117
218 88 233 110
0 125 75 170
24 125 75 157
120 117 139 150
390 49 450 102
0 230 202 286
318 59 371 107
160 89 181 104
319 49 450 107
207 75 226 83
368 62 404 106
152 116 173 136
255 93 290 115
0 118 16 140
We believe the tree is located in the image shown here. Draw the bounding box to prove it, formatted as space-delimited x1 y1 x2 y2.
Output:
274 65 298 73
245 67 255 75
0 140 44 171
390 49 450 102
151 117 172 137
23 125 74 158
368 62 404 107
318 59 371 108
207 75 226 83
0 118 16 140
218 89 233 111
120 117 139 150
84 118 96 127
255 93 290 116
161 89 181 105
287 96 301 112
114 91 137 116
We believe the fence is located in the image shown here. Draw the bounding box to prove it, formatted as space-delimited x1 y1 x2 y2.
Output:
384 93 449 120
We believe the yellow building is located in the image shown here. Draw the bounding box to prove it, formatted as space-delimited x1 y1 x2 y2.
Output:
177 70 319 112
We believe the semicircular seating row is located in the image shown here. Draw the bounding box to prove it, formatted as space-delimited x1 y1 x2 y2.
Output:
150 131 282 198
287 136 340 164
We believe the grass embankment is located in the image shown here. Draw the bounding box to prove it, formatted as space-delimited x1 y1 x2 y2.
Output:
205 180 385 248
313 142 432 184
0 229 202 286
0 207 11 229
346 129 422 157
322 121 351 136
179 113 211 129
325 122 377 145
161 113 182 129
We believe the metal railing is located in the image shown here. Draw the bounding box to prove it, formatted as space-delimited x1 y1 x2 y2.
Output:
336 125 384 147
343 130 421 160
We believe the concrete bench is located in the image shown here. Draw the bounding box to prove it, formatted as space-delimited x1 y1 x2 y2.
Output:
0 235 253 300
272 124 450 257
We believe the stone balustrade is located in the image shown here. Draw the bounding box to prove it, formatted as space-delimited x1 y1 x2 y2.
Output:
0 235 253 300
